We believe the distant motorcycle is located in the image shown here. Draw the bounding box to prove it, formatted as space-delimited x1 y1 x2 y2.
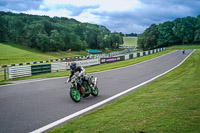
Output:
182 49 185 54
67 75 98 102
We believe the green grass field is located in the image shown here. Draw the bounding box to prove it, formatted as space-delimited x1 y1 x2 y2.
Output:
0 43 88 66
49 48 200 133
123 37 137 47
0 43 125 66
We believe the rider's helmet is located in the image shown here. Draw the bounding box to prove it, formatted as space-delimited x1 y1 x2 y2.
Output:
70 63 76 70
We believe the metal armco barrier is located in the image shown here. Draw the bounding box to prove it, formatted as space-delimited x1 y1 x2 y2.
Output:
119 56 125 61
129 54 133 59
100 48 166 64
137 52 140 57
143 51 146 56
31 64 51 75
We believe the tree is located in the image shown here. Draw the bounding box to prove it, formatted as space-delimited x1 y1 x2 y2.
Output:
49 30 65 51
138 16 200 50
137 33 146 50
23 22 46 48
110 33 123 48
146 24 158 50
173 17 196 44
43 20 54 36
75 24 86 41
138 24 159 50
0 11 124 52
194 16 200 43
157 21 178 47
98 34 111 49
85 27 98 49
36 33 50 52
0 16 7 42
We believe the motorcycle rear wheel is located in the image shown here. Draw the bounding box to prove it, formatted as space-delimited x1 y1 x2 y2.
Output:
70 88 81 102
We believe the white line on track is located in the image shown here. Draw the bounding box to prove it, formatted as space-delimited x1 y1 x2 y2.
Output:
30 49 195 133
0 50 177 88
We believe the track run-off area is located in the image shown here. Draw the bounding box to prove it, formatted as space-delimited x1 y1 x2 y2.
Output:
0 49 194 133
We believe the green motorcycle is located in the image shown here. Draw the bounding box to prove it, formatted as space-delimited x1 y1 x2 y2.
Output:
68 75 98 102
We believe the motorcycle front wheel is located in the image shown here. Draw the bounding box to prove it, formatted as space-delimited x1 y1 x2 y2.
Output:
91 86 98 96
70 87 81 102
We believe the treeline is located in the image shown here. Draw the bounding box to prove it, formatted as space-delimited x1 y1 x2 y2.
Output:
137 16 200 50
0 11 123 52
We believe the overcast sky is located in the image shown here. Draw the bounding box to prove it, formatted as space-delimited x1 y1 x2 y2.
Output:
1 0 200 33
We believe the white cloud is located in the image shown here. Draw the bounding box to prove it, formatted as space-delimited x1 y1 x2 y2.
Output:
24 0 142 26
29 0 142 28
43 0 97 7
23 8 101 24
43 0 141 12
96 0 141 12
73 11 102 24
24 9 71 18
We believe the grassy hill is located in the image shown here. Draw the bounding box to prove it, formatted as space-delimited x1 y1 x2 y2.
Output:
0 43 89 66
123 37 137 47
0 43 125 66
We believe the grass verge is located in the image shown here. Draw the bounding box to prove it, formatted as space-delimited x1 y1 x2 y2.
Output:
49 50 200 133
168 45 200 49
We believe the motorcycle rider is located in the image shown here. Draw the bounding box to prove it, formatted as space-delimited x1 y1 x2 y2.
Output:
67 63 92 90
182 49 185 54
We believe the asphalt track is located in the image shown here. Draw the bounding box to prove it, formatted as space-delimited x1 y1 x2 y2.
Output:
0 49 194 133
